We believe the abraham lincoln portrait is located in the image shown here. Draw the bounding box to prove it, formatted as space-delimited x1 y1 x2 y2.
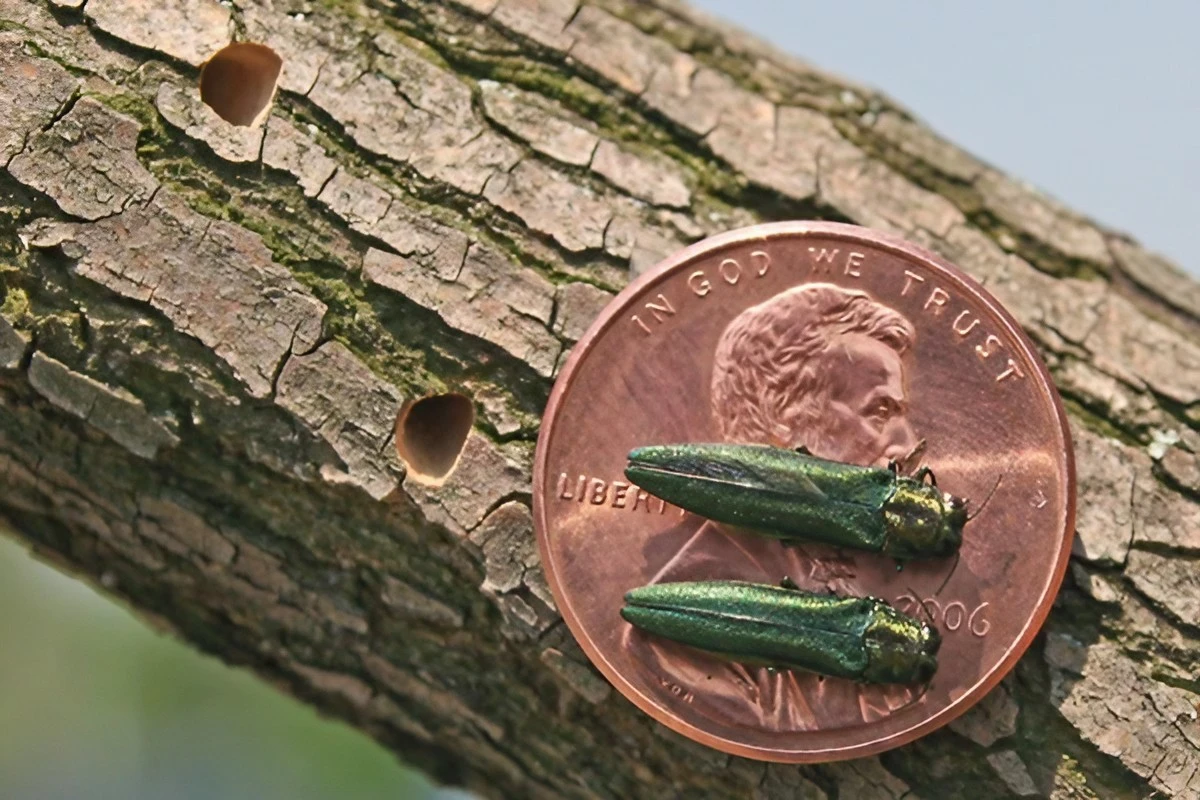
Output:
624 282 925 731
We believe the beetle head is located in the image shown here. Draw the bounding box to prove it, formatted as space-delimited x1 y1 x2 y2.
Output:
862 603 940 684
882 479 967 558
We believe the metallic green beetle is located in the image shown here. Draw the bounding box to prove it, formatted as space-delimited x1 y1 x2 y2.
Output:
622 579 940 685
625 443 969 559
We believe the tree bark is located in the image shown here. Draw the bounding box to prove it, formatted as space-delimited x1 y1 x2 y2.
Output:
2 0 1199 797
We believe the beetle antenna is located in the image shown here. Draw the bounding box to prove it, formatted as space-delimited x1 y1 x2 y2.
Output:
897 438 927 474
933 551 960 597
898 682 932 711
906 585 935 628
966 473 1006 522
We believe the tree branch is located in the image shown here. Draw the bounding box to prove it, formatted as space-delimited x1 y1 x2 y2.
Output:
2 0 1198 797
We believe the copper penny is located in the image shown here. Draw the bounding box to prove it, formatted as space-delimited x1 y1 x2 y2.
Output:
533 222 1075 762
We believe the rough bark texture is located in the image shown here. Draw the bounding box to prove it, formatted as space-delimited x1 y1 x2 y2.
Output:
2 1 1199 797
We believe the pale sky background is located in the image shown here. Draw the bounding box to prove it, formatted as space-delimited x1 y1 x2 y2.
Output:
690 0 1199 278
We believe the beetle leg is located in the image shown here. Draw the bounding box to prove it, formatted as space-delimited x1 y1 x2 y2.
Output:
913 466 937 487
887 459 901 475
900 438 927 467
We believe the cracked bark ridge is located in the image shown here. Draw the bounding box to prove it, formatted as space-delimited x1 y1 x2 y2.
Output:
10 97 160 220
470 501 558 639
275 341 406 501
0 36 79 164
479 80 599 167
1110 237 1200 320
28 352 180 459
87 0 233 66
483 159 613 253
1048 638 1200 796
156 82 264 163
16 92 326 400
1071 425 1140 565
2 0 1200 798
988 750 1040 797
552 282 615 343
949 677 1020 748
262 118 339 198
363 245 560 378
25 187 327 400
404 432 531 536
590 140 691 208
0 317 29 370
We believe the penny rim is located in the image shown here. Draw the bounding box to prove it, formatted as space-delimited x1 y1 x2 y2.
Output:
534 221 1076 761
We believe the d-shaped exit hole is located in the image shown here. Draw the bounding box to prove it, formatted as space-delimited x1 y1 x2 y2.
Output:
396 393 475 486
199 42 283 127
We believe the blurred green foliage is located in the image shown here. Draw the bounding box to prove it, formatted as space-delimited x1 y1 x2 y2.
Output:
0 534 440 800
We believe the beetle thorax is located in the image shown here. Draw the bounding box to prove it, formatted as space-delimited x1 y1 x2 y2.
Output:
861 603 940 684
881 480 963 558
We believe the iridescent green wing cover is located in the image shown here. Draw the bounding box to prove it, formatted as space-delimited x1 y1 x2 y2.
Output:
621 580 876 680
625 443 896 551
